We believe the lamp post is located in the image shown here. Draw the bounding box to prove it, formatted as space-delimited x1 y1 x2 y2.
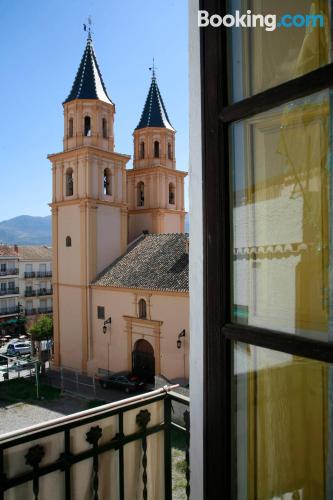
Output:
102 317 112 373
176 329 186 379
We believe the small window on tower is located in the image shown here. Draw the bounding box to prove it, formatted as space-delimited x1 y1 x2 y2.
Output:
138 299 147 319
68 118 74 138
140 141 145 159
66 236 72 247
137 182 145 207
169 183 175 205
102 118 108 139
154 141 160 158
84 116 92 137
104 168 112 196
97 306 105 320
168 142 172 160
66 168 74 196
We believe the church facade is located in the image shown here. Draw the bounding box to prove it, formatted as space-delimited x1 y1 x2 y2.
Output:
48 33 189 381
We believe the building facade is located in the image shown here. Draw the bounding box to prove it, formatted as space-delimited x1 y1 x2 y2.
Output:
0 245 53 330
49 33 188 381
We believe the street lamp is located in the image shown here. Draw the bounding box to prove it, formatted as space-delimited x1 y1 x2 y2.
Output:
177 329 186 349
103 317 112 334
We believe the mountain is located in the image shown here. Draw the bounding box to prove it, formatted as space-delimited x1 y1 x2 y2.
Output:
0 212 189 246
0 215 51 245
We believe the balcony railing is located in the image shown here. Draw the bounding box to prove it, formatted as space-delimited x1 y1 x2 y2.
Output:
0 287 19 297
24 272 36 278
0 306 18 316
25 290 36 297
36 271 52 278
37 289 53 296
0 387 190 500
0 269 19 277
37 307 53 314
25 308 37 316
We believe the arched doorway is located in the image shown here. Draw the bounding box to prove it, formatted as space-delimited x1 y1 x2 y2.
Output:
132 339 155 384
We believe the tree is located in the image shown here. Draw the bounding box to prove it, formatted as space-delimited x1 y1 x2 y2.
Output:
30 315 53 341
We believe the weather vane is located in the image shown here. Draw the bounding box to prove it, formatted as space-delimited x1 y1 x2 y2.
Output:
149 58 157 78
83 16 93 39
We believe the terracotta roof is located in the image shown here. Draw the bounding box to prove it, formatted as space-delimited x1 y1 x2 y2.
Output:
0 245 18 257
93 233 188 292
136 74 174 130
64 33 113 105
17 246 52 261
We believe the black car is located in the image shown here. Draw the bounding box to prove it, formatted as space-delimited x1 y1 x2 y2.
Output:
98 371 145 394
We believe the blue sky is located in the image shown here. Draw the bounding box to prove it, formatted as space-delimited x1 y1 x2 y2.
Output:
0 0 188 221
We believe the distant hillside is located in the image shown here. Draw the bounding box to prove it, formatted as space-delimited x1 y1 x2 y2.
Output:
0 215 51 245
0 212 189 246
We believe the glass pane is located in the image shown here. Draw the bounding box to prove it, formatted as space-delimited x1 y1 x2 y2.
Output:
233 342 332 499
231 90 333 341
228 0 331 102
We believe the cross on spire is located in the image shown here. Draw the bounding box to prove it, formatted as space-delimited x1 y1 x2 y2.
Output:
83 16 93 40
149 58 157 79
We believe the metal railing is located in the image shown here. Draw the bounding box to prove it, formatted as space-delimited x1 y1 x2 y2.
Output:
37 289 53 296
37 307 53 314
0 269 19 277
0 387 190 500
0 287 19 297
25 290 36 297
24 272 36 278
25 308 37 316
0 307 18 316
36 271 52 278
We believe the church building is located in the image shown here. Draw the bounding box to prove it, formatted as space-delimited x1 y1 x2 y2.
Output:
48 32 189 382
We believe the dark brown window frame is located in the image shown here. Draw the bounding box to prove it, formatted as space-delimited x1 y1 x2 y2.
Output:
200 1 333 499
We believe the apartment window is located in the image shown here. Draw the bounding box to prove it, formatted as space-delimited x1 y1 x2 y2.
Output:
138 299 147 319
84 116 91 136
66 236 71 247
0 264 6 273
201 0 333 498
97 306 105 320
66 168 73 196
154 140 159 158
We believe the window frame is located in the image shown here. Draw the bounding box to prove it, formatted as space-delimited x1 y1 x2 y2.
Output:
200 1 333 499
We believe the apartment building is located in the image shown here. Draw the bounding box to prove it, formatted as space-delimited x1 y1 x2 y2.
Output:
0 245 52 327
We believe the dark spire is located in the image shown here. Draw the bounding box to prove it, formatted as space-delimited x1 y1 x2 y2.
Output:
64 33 113 105
135 71 174 130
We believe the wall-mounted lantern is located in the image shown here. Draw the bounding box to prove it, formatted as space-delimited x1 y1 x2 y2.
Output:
103 317 112 334
177 329 186 349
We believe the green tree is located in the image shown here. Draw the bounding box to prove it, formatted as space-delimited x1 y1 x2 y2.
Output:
30 315 53 341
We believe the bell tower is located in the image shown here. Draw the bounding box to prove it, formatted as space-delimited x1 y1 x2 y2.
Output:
49 32 130 372
127 69 187 241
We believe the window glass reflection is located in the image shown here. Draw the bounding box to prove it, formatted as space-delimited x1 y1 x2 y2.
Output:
231 90 332 340
228 0 331 101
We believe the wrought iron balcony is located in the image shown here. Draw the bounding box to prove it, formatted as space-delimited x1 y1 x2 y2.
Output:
24 272 36 278
37 289 53 296
0 269 19 277
25 290 36 297
0 306 18 316
36 271 52 278
0 387 190 500
37 307 53 314
25 308 37 316
0 287 19 297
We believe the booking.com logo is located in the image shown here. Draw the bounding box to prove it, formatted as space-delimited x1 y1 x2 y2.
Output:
198 10 324 31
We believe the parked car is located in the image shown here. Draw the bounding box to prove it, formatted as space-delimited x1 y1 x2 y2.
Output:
98 371 145 393
0 355 8 365
6 342 31 357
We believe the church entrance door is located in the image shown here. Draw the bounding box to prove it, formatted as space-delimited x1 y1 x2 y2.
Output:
132 339 155 384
